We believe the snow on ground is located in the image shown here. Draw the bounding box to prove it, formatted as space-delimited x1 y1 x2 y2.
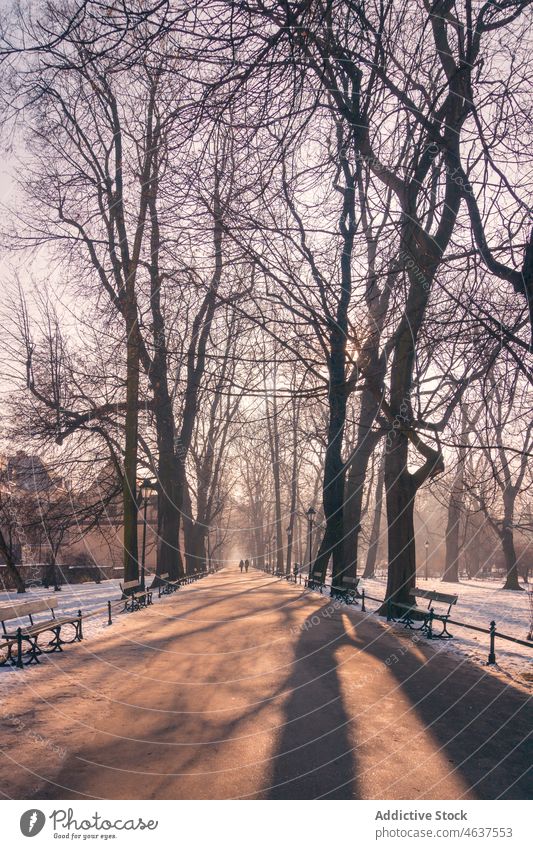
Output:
0 578 124 638
0 577 168 692
1 573 532 693
358 575 533 689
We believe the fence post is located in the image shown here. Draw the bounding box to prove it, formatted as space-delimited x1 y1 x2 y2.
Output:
107 600 112 626
361 589 366 612
16 627 23 669
488 620 496 665
427 609 434 640
78 610 83 640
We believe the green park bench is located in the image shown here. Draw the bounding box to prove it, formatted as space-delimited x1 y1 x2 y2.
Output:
0 597 82 668
120 579 153 612
157 573 182 596
392 588 458 638
307 569 326 592
330 575 360 604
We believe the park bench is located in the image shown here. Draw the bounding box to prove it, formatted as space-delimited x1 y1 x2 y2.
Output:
330 575 360 604
0 597 82 668
307 570 326 592
392 588 458 638
156 573 181 596
120 579 152 612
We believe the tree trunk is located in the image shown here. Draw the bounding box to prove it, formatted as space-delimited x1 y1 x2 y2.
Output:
0 529 25 593
501 517 522 590
154 411 182 581
443 419 467 582
363 451 385 579
379 221 448 612
255 524 265 569
123 286 140 585
312 146 353 585
443 488 461 583
156 468 182 581
265 373 284 575
185 522 207 574
343 387 382 581
313 376 348 584
182 483 199 575
381 431 417 613
286 399 299 575
146 164 184 583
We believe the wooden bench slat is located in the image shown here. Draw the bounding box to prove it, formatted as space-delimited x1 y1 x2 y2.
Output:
4 612 82 635
18 622 61 636
0 598 59 621
413 588 458 605
396 604 427 615
431 592 458 605
412 588 433 599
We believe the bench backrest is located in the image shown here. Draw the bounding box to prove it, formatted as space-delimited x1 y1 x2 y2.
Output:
413 588 433 600
341 575 359 587
414 588 458 606
122 580 140 591
430 591 458 606
312 571 323 580
0 597 59 623
160 573 169 580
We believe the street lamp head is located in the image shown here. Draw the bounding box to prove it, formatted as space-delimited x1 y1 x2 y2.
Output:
306 506 316 519
140 478 157 497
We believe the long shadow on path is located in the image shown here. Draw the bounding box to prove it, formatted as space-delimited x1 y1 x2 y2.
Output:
267 602 358 799
270 599 532 799
361 620 532 799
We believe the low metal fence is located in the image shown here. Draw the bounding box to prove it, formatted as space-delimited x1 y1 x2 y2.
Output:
358 589 532 665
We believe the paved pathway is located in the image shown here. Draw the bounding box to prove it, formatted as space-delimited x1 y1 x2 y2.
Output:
0 569 531 799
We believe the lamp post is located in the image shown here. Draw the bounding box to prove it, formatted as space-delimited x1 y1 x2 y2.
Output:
306 506 316 579
425 539 429 581
266 537 271 573
139 478 156 590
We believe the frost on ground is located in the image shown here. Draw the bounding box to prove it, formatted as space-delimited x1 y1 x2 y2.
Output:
359 576 533 689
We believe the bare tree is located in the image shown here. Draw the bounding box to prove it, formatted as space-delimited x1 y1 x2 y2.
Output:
464 366 532 590
0 469 26 592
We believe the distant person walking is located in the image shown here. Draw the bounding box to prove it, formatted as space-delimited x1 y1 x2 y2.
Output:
245 559 250 573
239 560 244 573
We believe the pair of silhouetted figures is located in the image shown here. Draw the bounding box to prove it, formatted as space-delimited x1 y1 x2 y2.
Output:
239 559 250 573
